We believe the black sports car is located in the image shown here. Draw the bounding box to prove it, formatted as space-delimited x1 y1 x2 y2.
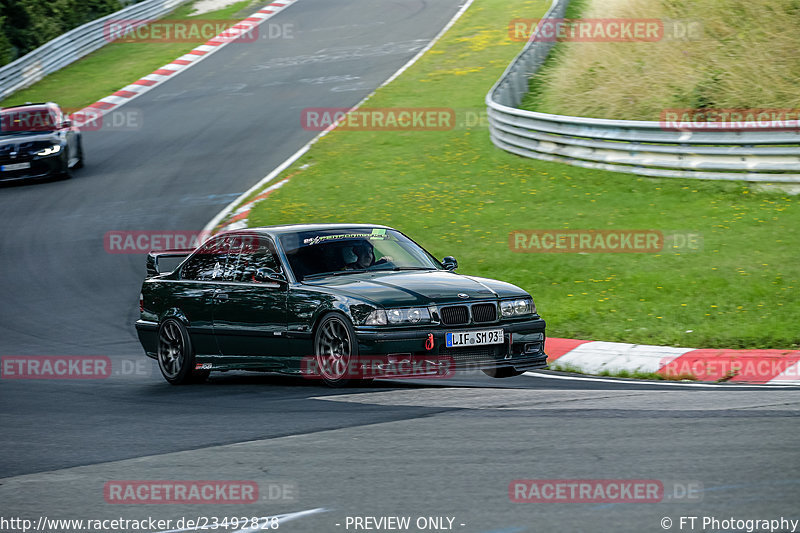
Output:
0 102 83 182
135 224 548 386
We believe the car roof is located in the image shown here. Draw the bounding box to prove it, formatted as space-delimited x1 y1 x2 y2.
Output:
223 223 395 238
0 102 57 113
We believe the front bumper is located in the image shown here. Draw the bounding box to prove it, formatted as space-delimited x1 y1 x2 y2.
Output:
354 317 548 372
0 155 66 182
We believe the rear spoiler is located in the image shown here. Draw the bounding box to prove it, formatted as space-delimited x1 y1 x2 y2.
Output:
146 249 193 277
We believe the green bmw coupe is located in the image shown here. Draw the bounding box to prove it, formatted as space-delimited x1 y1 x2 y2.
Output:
135 224 547 386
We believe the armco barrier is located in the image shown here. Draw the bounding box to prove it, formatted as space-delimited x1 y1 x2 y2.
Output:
486 0 800 182
0 0 190 101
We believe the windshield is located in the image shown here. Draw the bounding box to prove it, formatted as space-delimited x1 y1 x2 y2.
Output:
0 109 58 135
279 228 441 280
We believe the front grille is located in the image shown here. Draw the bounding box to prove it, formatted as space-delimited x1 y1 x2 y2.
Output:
440 305 469 325
0 155 33 164
471 303 497 323
440 346 503 366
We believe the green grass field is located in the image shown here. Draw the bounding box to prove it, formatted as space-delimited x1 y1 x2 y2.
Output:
521 0 800 119
231 0 800 350
0 0 262 111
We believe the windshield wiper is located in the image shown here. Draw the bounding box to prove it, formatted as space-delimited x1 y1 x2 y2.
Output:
303 269 367 279
389 266 436 271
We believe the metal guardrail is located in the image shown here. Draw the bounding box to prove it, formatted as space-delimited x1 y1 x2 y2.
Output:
0 0 190 102
485 0 800 182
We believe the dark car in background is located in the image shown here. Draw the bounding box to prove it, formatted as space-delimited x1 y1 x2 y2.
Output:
135 224 548 386
0 102 83 182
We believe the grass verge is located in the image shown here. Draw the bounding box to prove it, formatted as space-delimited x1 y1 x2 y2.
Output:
232 0 799 350
0 0 263 111
520 0 800 119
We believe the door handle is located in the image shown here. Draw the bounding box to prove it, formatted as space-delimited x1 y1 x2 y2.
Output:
214 292 229 301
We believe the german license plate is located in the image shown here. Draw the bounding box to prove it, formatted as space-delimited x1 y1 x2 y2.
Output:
2 162 30 171
446 329 504 347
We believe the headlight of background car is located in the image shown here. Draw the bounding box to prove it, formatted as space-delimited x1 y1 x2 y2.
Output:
500 298 536 318
365 307 431 325
35 145 62 156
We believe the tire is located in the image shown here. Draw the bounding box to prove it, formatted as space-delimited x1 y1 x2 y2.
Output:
61 155 73 180
313 313 368 387
73 139 84 169
483 366 525 378
157 318 208 385
60 150 74 180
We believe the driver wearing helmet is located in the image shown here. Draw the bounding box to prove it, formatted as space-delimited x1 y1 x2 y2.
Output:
343 240 392 270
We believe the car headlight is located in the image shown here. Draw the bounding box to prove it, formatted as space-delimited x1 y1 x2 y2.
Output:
500 298 535 317
364 307 431 325
364 309 387 325
35 145 62 156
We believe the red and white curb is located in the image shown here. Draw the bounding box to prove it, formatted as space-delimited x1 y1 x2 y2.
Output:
213 175 293 233
545 337 800 385
70 0 297 127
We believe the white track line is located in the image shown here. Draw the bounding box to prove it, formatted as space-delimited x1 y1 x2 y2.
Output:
201 0 478 237
524 371 800 389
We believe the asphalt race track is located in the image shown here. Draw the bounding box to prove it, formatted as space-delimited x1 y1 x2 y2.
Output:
1 1 799 531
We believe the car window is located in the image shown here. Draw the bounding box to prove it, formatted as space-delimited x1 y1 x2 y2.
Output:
280 228 441 280
370 237 424 266
180 236 233 281
221 237 244 281
231 236 281 283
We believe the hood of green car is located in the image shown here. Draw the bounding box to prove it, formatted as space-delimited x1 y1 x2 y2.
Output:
302 270 530 307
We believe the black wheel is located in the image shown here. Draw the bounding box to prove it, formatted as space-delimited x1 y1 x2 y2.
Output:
61 154 73 179
59 148 76 179
157 318 208 385
483 366 525 378
313 314 367 387
74 139 84 169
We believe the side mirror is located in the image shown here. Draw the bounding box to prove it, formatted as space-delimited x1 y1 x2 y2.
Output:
60 120 72 128
254 267 286 283
442 256 458 271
